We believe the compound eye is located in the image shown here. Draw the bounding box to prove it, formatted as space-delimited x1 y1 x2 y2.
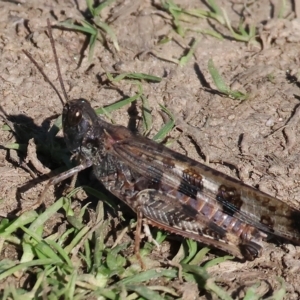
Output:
68 109 82 126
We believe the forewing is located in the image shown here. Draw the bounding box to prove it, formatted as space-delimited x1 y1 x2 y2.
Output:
110 135 300 243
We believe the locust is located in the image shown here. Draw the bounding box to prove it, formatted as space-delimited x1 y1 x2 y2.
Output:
23 19 300 266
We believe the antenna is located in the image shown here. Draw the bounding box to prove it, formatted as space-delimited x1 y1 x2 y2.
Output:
22 18 69 106
46 18 69 103
22 49 65 106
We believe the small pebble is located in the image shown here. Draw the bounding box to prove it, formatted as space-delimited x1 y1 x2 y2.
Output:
265 118 274 127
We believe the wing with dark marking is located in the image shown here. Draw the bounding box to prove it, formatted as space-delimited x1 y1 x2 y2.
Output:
108 134 300 243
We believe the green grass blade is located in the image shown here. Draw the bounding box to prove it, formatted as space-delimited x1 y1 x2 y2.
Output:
48 115 62 140
87 28 98 62
141 94 152 135
1 211 38 237
162 0 186 36
65 271 77 299
190 28 223 40
206 279 233 300
181 264 208 280
94 16 120 51
4 143 27 151
86 0 95 16
207 0 223 16
1 124 12 131
243 283 261 300
125 285 166 300
59 19 97 35
95 93 142 115
179 38 199 67
28 197 66 232
265 277 286 300
119 269 177 285
64 225 90 254
94 0 117 16
152 105 175 142
204 255 234 268
189 247 211 265
107 72 162 83
152 120 175 142
208 59 248 100
208 59 229 94
34 241 63 262
46 239 73 267
81 185 117 210
181 239 198 264
0 258 62 281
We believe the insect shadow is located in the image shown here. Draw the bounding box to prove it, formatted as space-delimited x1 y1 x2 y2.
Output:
0 109 66 212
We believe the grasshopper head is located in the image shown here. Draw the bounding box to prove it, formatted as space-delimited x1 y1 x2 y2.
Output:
62 99 98 153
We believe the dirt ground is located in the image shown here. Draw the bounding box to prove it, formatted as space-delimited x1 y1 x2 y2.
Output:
1 0 300 298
